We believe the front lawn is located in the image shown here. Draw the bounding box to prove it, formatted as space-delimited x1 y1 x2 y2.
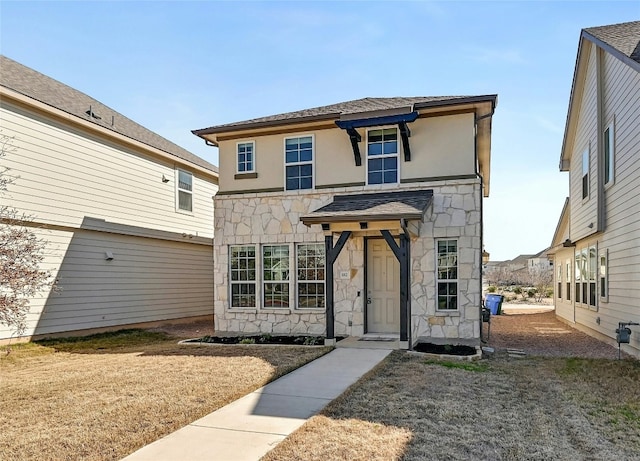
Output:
262 352 640 461
0 330 331 461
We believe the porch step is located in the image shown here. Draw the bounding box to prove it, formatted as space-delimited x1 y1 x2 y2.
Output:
337 336 400 350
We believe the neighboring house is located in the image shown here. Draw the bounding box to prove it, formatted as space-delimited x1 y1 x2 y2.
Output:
193 95 497 348
0 56 219 341
548 21 640 357
528 248 552 271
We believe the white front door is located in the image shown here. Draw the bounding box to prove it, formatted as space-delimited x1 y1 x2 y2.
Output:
367 239 400 333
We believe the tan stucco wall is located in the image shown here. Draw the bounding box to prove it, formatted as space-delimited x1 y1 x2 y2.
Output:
217 113 476 193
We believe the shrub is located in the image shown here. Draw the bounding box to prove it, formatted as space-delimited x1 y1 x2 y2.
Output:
527 289 536 298
487 286 497 293
239 338 255 344
513 286 522 295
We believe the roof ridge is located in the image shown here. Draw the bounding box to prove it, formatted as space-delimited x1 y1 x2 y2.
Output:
1 55 218 174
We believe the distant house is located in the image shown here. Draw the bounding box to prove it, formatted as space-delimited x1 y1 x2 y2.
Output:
0 56 219 341
193 95 497 348
527 248 552 271
548 21 640 357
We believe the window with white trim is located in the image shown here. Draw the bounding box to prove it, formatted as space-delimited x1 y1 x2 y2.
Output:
285 136 313 190
436 239 458 310
230 246 256 308
296 243 325 309
582 148 589 200
599 249 608 301
588 246 597 307
574 251 582 304
237 141 255 173
263 245 290 308
565 259 571 302
557 264 562 299
367 128 398 185
576 245 597 308
177 169 193 212
604 124 614 186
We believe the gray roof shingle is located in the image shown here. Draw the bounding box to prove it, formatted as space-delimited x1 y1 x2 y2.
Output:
301 190 433 224
0 55 218 174
584 21 640 66
194 95 496 135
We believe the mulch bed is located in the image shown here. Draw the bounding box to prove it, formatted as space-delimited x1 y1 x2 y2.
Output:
184 335 330 346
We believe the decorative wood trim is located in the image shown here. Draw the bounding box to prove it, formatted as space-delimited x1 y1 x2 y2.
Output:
234 172 258 180
315 182 366 190
400 174 477 184
416 107 476 119
217 187 285 196
215 122 336 142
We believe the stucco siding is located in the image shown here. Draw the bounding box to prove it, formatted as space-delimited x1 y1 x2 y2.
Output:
405 114 475 180
1 101 216 238
0 227 214 339
217 114 476 194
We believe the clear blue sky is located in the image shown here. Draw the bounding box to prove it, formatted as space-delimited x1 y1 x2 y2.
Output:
1 1 638 260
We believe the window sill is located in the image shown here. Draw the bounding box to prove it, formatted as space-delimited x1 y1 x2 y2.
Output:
227 308 257 314
435 310 460 316
294 308 325 313
235 172 258 180
260 308 291 314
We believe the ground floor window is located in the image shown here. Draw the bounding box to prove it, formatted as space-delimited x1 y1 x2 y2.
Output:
575 245 597 309
557 264 562 299
437 239 458 310
599 249 608 302
263 245 290 308
565 259 571 302
230 246 256 308
296 243 325 308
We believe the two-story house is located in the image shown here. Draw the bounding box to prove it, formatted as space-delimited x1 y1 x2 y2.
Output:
193 95 496 348
0 56 219 342
548 21 640 357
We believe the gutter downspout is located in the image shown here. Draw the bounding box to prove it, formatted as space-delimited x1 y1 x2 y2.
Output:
475 103 495 343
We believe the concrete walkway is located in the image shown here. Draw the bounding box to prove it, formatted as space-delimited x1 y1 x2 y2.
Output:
121 347 392 461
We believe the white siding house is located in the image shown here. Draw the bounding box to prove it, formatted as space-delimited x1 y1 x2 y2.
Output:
193 95 496 349
0 56 219 341
549 21 640 357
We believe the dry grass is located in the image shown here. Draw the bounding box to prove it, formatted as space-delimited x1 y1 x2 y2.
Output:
0 328 330 461
264 314 640 461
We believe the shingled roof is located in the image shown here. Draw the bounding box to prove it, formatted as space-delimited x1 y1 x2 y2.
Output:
0 55 218 174
583 21 640 70
301 190 433 224
193 95 496 135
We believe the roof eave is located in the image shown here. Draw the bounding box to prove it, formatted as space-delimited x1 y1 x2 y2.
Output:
192 95 500 142
1 87 219 181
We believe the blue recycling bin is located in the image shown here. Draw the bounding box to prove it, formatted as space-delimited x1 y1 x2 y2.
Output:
485 294 504 315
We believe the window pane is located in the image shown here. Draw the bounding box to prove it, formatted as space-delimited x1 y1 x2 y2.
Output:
368 171 382 185
178 170 192 191
286 151 299 163
368 143 383 156
178 190 192 211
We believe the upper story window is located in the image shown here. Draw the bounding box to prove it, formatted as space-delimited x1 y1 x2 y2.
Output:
604 123 614 186
367 128 398 185
285 136 313 190
237 141 255 173
581 147 589 200
177 169 193 212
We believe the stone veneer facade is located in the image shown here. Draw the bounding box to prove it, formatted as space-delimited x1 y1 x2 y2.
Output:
213 179 483 345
